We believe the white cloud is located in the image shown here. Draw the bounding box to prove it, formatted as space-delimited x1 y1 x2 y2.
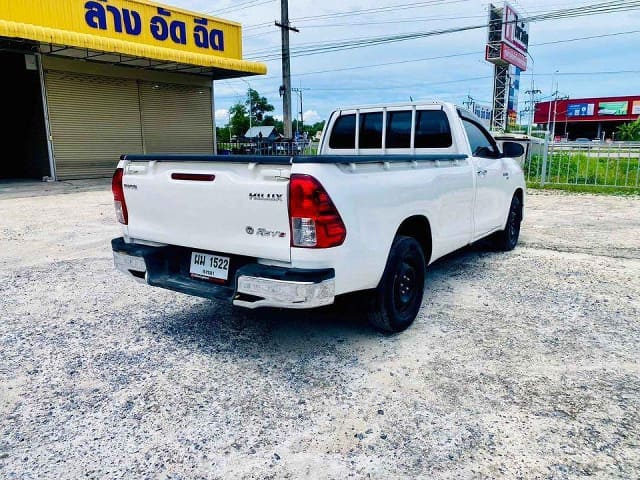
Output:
302 110 321 124
215 109 229 124
179 0 640 120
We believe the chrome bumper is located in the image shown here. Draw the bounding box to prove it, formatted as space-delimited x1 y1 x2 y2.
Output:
233 275 335 309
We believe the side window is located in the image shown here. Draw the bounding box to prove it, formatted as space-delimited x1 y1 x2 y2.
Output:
462 119 499 157
329 114 356 149
386 111 412 148
415 110 452 148
359 112 383 149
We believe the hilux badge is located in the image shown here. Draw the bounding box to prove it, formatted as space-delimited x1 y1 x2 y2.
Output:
249 193 283 201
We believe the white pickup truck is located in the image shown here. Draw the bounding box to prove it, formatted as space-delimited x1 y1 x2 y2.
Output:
111 102 525 332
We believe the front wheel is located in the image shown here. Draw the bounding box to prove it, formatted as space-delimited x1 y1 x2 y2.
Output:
492 194 522 251
367 236 426 333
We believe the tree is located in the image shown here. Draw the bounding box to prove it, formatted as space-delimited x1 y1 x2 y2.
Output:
306 120 326 137
225 88 275 137
617 119 640 141
216 126 231 142
246 88 274 123
229 102 249 137
293 120 326 139
262 115 283 132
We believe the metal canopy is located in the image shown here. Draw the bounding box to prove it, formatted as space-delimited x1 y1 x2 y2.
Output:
0 18 266 79
36 43 254 78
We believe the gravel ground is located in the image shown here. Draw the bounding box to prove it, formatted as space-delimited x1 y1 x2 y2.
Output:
1 185 639 479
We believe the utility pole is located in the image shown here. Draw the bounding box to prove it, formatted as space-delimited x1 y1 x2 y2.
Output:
561 96 570 137
545 71 559 136
239 78 253 129
524 84 541 137
462 95 475 112
275 1 298 139
551 94 569 141
541 70 558 186
292 86 309 138
551 95 558 141
519 108 528 126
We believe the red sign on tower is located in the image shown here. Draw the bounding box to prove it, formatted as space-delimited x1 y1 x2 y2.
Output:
485 2 529 71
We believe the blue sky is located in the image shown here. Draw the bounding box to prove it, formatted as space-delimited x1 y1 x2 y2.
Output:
174 0 640 125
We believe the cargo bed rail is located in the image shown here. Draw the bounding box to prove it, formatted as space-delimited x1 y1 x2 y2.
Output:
120 153 468 165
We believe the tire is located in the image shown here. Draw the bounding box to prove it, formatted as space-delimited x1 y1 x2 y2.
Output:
492 194 522 251
367 236 426 333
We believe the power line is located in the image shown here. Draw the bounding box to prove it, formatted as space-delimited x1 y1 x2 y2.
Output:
290 0 473 23
243 13 492 40
242 0 473 32
244 15 486 34
214 67 640 101
252 5 640 60
245 1 640 60
208 0 274 15
243 0 603 34
308 75 494 92
230 28 640 87
295 29 640 78
529 69 640 76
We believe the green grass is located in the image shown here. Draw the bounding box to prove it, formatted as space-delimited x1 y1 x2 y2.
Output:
527 182 640 196
525 153 640 191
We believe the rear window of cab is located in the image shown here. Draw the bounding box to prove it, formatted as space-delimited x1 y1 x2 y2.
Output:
329 110 452 149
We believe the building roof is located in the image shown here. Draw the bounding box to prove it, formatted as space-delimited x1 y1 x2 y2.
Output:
0 0 266 78
245 126 277 138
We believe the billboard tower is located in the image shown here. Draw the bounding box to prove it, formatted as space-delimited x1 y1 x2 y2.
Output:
485 3 529 132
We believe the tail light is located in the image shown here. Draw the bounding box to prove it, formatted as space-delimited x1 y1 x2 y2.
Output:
112 168 128 225
289 174 346 248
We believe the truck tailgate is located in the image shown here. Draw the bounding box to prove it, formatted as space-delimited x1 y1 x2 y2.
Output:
122 161 292 262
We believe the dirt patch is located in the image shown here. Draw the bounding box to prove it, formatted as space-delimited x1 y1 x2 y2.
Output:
1 187 638 478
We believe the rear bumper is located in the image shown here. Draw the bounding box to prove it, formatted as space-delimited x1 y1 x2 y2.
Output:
111 237 335 309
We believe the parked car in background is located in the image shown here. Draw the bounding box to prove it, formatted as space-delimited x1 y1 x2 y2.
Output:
574 138 593 149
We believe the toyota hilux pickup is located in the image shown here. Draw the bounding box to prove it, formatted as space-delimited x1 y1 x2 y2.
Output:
111 102 526 332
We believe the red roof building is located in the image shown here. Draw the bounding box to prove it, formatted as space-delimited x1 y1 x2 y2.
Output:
534 95 640 140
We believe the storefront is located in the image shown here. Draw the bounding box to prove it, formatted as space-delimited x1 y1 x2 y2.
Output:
0 0 265 180
534 96 640 141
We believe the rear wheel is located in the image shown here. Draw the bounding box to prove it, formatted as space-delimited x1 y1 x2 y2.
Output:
492 194 522 251
367 236 426 333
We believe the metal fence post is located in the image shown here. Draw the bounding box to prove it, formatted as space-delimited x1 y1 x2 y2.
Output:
540 131 550 186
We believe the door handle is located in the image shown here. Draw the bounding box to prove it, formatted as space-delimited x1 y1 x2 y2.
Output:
477 169 488 176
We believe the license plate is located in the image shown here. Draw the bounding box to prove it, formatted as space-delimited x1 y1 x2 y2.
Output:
189 252 230 281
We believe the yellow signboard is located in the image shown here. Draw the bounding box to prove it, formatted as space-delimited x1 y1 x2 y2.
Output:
0 0 253 66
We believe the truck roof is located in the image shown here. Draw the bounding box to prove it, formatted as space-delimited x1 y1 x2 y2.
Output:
333 100 457 111
329 101 485 126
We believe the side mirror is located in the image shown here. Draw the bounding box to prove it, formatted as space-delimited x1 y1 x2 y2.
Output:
502 141 525 158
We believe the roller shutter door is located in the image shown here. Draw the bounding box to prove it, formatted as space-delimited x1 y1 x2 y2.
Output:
139 82 213 153
45 71 143 180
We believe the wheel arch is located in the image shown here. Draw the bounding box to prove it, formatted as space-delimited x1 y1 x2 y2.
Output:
395 215 433 266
